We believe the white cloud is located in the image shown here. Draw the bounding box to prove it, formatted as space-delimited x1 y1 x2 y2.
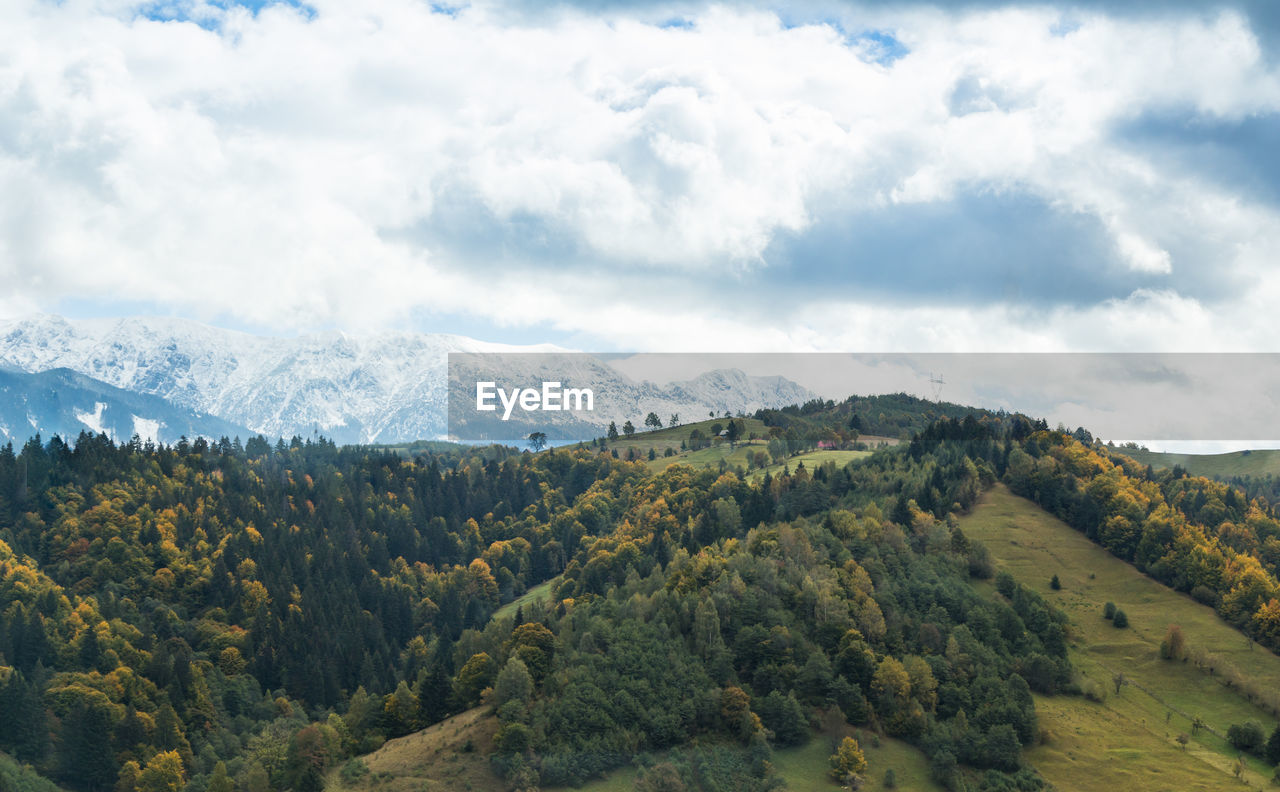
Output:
0 0 1278 349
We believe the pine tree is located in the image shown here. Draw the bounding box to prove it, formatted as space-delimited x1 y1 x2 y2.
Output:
207 762 234 792
58 698 118 792
0 670 47 762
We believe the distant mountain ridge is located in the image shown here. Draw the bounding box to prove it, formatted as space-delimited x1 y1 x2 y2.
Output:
448 353 817 443
0 366 253 446
0 315 816 445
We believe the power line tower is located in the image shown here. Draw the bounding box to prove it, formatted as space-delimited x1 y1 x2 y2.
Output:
928 372 945 403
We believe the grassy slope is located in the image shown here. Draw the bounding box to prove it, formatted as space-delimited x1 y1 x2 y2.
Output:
601 416 893 475
1112 447 1280 479
749 449 872 481
604 418 771 470
327 707 502 792
960 484 1280 791
563 731 940 792
770 732 942 792
337 709 939 792
492 577 558 622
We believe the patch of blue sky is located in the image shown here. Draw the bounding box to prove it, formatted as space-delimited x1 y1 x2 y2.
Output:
850 29 909 64
657 17 695 30
1048 16 1081 37
772 12 909 66
137 0 314 30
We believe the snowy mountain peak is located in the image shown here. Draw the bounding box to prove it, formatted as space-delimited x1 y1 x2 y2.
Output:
0 315 813 444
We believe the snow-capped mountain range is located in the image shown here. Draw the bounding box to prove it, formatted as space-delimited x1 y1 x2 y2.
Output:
0 366 254 447
0 315 816 445
447 352 816 443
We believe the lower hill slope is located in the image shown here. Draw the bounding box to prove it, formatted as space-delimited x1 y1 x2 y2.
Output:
325 707 499 792
329 709 943 792
960 484 1280 791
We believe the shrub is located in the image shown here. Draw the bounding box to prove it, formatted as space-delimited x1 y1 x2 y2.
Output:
1112 609 1128 628
1081 679 1106 703
1160 625 1185 660
1103 602 1116 620
1050 574 1061 590
883 768 897 788
339 759 369 784
996 572 1017 599
968 544 995 579
1228 721 1265 754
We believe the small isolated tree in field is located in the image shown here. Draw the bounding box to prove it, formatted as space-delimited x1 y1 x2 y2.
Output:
623 420 635 436
1103 602 1117 620
527 432 547 452
1050 574 1061 590
829 736 867 780
1160 624 1186 660
607 422 619 441
645 412 662 431
1112 609 1129 629
670 413 680 428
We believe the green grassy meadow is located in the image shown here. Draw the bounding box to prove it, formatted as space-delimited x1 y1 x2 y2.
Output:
560 731 939 792
492 577 558 622
598 416 892 475
1110 446 1280 479
960 484 1280 791
770 732 942 792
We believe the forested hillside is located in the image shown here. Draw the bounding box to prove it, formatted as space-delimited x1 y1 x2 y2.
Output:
0 433 632 791
24 412 1280 791
1005 431 1280 659
0 412 1070 792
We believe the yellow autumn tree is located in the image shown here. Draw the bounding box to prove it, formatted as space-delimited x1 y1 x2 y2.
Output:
829 736 867 779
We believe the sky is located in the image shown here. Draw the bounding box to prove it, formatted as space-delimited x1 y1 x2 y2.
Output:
1 0 1278 352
